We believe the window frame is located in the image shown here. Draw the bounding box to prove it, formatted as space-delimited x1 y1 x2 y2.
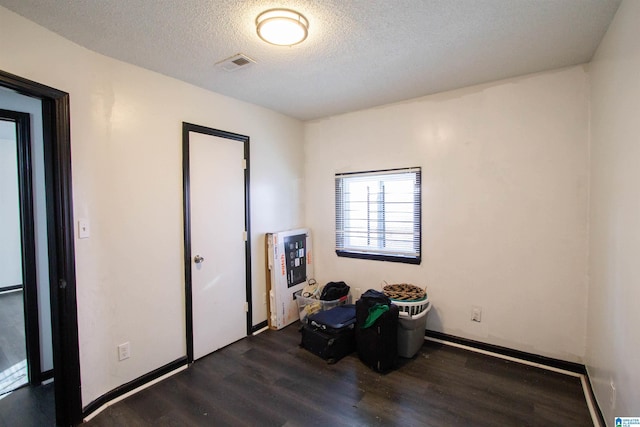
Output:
335 167 421 265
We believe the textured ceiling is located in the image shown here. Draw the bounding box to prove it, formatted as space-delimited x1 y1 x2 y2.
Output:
0 0 621 121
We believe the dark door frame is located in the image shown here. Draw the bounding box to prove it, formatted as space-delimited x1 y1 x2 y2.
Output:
0 70 82 426
182 122 252 363
0 108 42 385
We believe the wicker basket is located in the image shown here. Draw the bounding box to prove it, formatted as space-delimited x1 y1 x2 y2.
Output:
383 283 429 317
383 283 426 301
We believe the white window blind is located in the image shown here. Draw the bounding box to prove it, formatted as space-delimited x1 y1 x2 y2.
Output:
335 167 421 264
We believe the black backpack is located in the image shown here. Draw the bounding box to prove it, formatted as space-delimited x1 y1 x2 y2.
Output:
320 281 350 301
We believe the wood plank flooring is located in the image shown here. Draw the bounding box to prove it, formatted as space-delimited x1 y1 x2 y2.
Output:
0 381 54 427
0 289 52 427
0 290 28 395
0 290 27 372
86 323 593 427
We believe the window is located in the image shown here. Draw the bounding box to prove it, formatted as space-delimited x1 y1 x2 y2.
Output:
335 167 421 264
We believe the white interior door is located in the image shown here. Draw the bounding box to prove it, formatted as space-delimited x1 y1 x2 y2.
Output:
189 131 247 360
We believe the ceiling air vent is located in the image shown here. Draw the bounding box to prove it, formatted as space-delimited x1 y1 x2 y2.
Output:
215 53 256 72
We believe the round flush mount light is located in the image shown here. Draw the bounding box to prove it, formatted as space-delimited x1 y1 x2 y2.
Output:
256 8 309 46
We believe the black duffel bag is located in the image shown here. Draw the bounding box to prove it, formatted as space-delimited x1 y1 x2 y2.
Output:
320 281 350 301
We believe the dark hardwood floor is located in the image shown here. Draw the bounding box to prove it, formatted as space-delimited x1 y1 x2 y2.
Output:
0 290 28 395
0 381 55 426
0 289 55 427
0 290 27 372
86 323 593 427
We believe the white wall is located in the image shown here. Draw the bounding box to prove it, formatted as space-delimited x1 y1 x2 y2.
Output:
0 89 54 373
0 122 22 288
305 66 589 362
0 6 304 407
587 0 640 422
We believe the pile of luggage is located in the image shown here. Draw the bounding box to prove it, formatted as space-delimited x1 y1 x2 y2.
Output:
300 284 419 372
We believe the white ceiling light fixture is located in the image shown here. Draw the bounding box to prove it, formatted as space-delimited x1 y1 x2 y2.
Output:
256 8 309 46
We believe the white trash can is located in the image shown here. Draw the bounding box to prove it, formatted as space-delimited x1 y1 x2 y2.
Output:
397 301 431 358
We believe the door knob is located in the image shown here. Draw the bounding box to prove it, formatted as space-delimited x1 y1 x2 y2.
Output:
194 255 205 264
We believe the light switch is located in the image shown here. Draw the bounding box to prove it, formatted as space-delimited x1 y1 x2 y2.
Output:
78 218 90 239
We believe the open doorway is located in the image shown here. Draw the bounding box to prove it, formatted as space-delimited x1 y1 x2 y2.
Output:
0 108 38 396
0 70 81 426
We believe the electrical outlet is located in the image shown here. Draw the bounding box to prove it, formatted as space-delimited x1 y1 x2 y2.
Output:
118 342 130 361
471 306 482 322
